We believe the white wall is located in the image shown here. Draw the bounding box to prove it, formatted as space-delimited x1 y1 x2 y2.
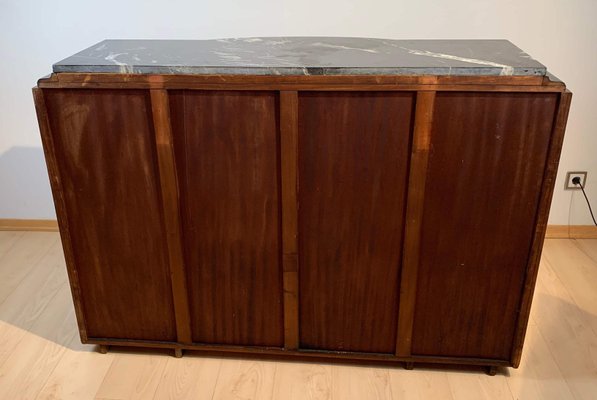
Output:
0 0 595 224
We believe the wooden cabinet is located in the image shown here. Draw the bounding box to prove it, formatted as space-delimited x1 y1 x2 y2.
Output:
34 73 571 372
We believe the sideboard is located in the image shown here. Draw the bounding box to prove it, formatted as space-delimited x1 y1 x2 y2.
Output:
33 38 572 374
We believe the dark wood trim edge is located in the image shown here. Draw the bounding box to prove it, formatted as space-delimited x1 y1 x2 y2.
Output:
149 89 193 344
279 90 300 350
42 73 548 86
510 90 573 367
38 83 565 93
395 91 437 356
85 337 509 367
32 87 89 342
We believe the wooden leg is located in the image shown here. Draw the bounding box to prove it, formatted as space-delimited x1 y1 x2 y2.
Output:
486 366 498 376
174 348 183 358
98 345 109 354
404 362 414 370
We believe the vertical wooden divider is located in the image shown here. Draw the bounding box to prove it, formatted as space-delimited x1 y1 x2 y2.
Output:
280 91 300 350
396 91 436 357
150 89 192 344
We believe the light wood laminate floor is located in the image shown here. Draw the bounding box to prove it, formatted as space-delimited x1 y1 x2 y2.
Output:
0 231 596 399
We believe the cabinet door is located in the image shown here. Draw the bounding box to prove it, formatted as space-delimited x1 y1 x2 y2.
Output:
170 90 284 347
44 89 177 341
412 92 558 360
298 92 414 353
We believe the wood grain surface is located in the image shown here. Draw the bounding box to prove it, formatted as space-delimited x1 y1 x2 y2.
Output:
44 89 177 341
395 91 436 356
411 92 558 359
279 91 300 350
39 73 564 92
150 89 193 344
297 91 414 353
511 90 573 366
169 90 284 347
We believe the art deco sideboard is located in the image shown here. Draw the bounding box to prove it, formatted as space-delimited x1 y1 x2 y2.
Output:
33 38 572 374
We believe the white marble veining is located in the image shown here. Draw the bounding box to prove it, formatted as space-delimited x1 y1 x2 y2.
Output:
398 47 515 76
53 37 547 76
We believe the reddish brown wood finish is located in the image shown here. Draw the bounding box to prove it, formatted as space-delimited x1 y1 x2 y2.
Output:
169 90 284 347
411 92 558 359
396 91 436 356
150 90 193 344
38 73 556 90
280 91 300 350
33 73 572 370
42 89 177 341
511 90 572 367
83 337 511 367
33 88 89 342
297 92 414 353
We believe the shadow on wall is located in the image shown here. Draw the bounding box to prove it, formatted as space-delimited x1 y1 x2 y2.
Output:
0 146 55 219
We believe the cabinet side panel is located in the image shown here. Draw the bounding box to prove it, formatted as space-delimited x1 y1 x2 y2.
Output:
412 92 558 359
44 89 177 341
298 91 414 353
170 90 284 347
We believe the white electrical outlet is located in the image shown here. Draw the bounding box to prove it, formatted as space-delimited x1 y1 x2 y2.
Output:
565 171 587 190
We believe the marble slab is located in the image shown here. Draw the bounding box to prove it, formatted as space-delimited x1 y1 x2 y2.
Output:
53 37 546 76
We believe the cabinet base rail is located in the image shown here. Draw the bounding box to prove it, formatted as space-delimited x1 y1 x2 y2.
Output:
89 338 510 371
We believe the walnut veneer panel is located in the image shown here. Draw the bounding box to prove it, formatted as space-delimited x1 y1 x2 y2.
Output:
298 92 414 353
44 89 177 341
169 90 284 347
412 92 558 359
